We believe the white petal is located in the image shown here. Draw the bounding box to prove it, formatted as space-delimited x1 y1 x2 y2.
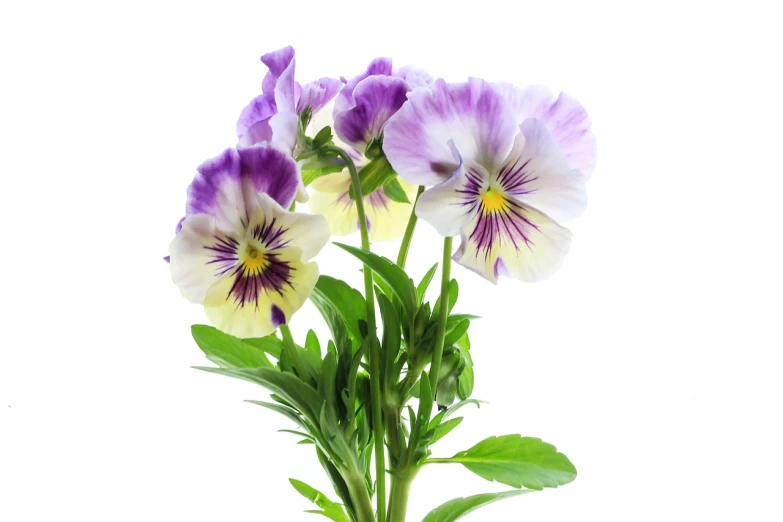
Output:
416 151 485 237
454 203 572 284
169 214 239 303
499 120 587 223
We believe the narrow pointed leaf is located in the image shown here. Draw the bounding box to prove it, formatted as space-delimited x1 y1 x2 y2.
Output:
311 276 367 341
334 243 417 317
191 325 273 369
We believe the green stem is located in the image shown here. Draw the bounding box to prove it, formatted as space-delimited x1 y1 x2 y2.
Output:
324 145 386 522
344 468 376 522
387 467 418 522
395 185 425 269
428 236 454 402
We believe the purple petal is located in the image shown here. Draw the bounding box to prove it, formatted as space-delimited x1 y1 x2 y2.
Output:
494 83 596 178
261 46 295 95
271 305 287 327
184 146 299 234
237 144 299 209
236 93 276 140
384 78 518 186
334 76 411 151
298 77 342 114
334 57 393 114
187 149 243 232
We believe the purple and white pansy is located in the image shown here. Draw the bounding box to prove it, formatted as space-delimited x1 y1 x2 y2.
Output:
169 144 330 337
307 58 427 241
236 46 342 202
384 78 594 283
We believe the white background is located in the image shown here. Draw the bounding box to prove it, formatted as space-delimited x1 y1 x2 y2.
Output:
1 1 781 520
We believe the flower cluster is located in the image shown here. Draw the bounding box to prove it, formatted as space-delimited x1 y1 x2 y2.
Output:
168 46 594 337
166 45 595 522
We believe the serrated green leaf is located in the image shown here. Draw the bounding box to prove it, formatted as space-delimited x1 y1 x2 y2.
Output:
290 479 351 522
382 177 411 204
334 243 417 318
311 276 367 341
430 435 577 490
191 325 274 369
421 490 534 522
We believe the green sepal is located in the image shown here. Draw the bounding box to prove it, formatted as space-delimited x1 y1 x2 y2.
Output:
382 177 411 204
348 155 396 200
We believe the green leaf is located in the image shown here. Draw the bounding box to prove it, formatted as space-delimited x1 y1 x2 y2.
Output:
456 333 473 400
417 263 439 304
430 417 464 445
430 435 577 490
246 400 307 429
421 490 535 522
348 155 396 200
242 335 284 360
334 243 417 318
191 325 273 369
311 275 367 341
289 479 351 522
196 367 322 424
382 177 411 204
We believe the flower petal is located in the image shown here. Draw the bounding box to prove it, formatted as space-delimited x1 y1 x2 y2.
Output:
415 144 483 237
334 57 393 114
169 213 240 303
203 251 319 338
309 171 416 242
363 178 417 242
186 149 246 235
494 83 596 178
202 193 328 338
236 93 276 140
298 77 342 114
307 172 358 237
384 78 518 186
261 46 296 97
498 119 587 223
237 144 300 209
454 203 572 284
334 75 411 152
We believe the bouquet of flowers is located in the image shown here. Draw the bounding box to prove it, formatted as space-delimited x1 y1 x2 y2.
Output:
166 46 595 522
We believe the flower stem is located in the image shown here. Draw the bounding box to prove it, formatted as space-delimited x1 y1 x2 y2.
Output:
428 236 454 404
324 145 386 522
387 467 418 522
345 467 377 522
395 185 425 269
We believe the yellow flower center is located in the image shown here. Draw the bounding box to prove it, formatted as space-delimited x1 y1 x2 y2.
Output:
243 245 266 272
480 186 507 213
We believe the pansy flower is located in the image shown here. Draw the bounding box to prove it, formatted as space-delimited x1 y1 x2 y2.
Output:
169 145 330 337
236 46 342 201
384 78 594 283
307 59 428 241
